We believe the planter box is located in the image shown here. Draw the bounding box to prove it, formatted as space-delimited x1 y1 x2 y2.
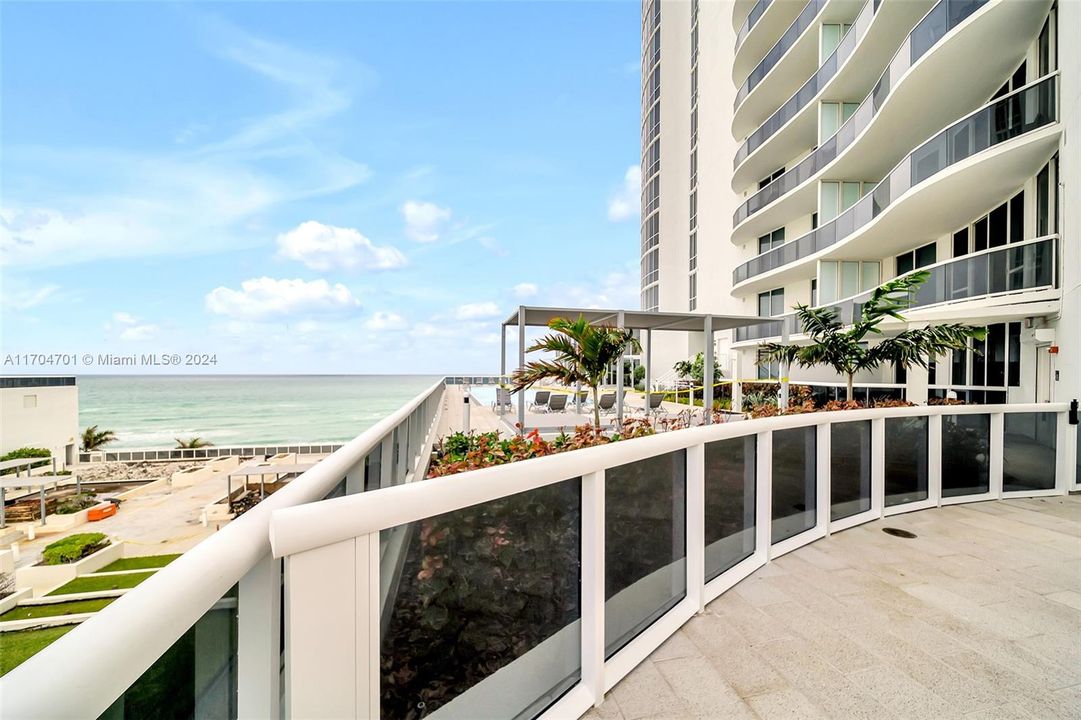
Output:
15 541 125 597
0 587 33 616
0 615 90 633
87 503 117 522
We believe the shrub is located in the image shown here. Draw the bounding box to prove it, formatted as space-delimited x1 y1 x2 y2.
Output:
0 571 13 599
0 448 51 475
41 533 109 565
54 493 98 515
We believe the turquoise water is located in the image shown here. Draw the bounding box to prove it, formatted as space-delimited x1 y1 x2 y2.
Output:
77 375 440 449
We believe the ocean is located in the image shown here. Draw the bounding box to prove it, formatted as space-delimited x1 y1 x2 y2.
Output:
77 375 441 449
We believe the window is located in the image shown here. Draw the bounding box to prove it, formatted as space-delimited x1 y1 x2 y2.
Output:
643 139 660 179
1037 157 1057 236
690 106 698 146
953 228 969 257
956 322 1019 388
689 232 697 272
23 394 38 409
758 288 784 317
1037 14 1054 77
812 212 818 229
689 149 697 186
689 273 697 311
758 166 784 190
820 23 851 63
1008 322 1021 386
819 102 859 142
895 243 936 276
690 65 698 105
689 191 697 231
642 248 659 286
811 279 818 307
818 260 880 304
955 191 1025 255
757 349 780 380
819 181 866 222
757 227 785 255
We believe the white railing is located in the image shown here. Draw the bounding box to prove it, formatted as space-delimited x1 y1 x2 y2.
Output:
0 379 448 720
271 402 1077 720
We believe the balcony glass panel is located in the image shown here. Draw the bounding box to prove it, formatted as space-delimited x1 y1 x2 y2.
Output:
734 0 994 218
605 450 686 658
735 0 774 51
380 478 582 719
736 0 825 107
734 76 1057 285
942 414 990 497
1003 412 1058 492
704 436 757 580
98 588 238 720
830 420 872 521
771 427 817 543
885 416 928 506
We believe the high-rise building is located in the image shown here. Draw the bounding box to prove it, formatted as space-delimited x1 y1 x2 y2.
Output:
643 0 1079 405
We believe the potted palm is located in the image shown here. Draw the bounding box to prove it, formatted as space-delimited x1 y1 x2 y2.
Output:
757 271 986 403
511 315 641 429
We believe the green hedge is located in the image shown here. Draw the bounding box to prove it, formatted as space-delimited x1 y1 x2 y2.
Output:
0 447 51 475
41 533 109 565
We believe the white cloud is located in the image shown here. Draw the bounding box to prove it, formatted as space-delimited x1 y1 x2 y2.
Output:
1 23 371 269
364 311 408 331
400 201 451 242
1 282 59 311
557 267 640 309
607 165 641 222
513 282 538 299
276 221 406 271
454 302 501 320
205 277 361 321
105 312 159 341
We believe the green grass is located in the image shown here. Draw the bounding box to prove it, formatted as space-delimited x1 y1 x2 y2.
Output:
94 553 181 573
0 597 115 622
46 570 155 596
0 625 77 676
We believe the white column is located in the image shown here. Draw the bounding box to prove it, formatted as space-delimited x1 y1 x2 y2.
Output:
237 552 281 720
581 470 606 706
870 418 886 517
686 444 705 612
703 317 714 424
500 324 507 377
817 422 831 535
928 414 943 506
732 353 743 414
778 323 790 410
616 311 626 425
518 309 526 434
756 431 773 559
990 412 1005 497
906 362 930 405
644 329 652 412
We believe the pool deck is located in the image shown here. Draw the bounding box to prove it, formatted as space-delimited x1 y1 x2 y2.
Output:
589 496 1081 720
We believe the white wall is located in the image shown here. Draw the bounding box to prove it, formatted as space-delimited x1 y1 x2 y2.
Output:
0 384 79 466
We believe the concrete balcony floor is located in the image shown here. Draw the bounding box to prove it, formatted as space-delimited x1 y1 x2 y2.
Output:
589 496 1081 720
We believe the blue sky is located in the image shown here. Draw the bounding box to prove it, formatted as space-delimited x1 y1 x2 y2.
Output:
1 1 642 374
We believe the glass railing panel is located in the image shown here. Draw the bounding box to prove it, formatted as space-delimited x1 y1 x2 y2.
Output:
704 437 757 580
605 450 686 658
941 414 991 497
737 0 826 107
380 478 582 719
734 76 1057 285
365 443 384 491
830 420 872 521
735 0 774 50
771 427 817 543
884 416 928 506
1003 412 1058 492
1075 422 1080 487
98 587 238 720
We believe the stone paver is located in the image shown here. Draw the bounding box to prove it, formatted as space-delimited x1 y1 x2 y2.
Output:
594 496 1081 719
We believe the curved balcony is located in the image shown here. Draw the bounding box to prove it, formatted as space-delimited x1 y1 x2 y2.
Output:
733 0 807 81
731 0 935 191
731 74 1059 292
732 0 1051 234
733 0 829 127
735 236 1058 344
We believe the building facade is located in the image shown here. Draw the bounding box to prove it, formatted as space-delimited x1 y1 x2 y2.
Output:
0 376 79 466
643 0 1079 405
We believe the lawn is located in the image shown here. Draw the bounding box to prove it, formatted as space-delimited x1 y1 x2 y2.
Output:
94 553 181 573
0 625 77 676
0 597 115 622
46 570 156 596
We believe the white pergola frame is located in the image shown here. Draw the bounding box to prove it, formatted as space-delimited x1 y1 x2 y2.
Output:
500 306 772 433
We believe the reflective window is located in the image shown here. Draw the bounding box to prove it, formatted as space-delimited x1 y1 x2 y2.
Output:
942 414 990 497
380 479 582 718
885 417 928 506
830 421 871 521
605 451 686 658
771 427 817 543
1003 413 1057 492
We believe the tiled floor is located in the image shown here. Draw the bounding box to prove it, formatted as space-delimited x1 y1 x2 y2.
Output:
587 496 1081 720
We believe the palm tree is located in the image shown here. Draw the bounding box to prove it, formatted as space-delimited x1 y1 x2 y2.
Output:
511 315 641 429
81 425 117 451
757 271 986 402
673 352 723 386
175 437 213 449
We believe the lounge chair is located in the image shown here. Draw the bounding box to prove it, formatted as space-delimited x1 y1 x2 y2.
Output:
639 393 668 418
492 387 513 412
529 391 551 412
595 393 617 415
546 394 569 413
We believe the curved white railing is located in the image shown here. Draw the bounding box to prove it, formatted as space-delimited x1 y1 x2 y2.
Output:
272 402 1077 720
0 378 447 720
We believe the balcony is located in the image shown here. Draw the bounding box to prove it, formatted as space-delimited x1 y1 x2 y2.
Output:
732 74 1059 293
732 0 934 190
732 0 1052 236
733 0 806 82
1 370 1077 719
734 236 1058 345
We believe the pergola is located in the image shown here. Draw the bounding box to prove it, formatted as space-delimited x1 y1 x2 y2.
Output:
500 306 772 433
0 456 72 528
